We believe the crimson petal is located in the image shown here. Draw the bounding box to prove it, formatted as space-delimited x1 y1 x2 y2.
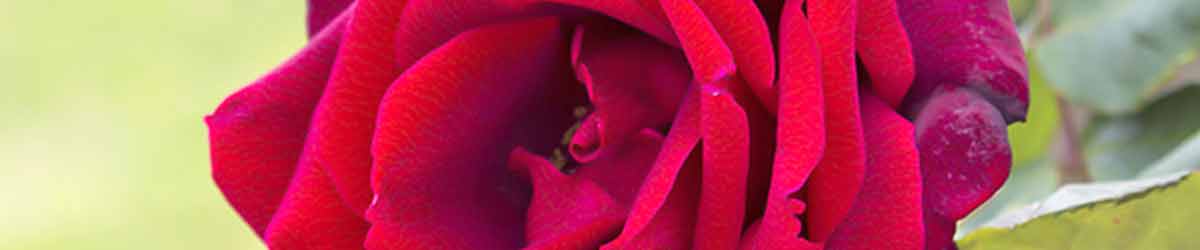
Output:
856 0 915 108
506 0 679 46
740 0 825 247
603 154 703 250
390 0 537 70
307 0 354 36
569 22 690 162
262 157 370 249
314 0 544 215
754 0 785 33
365 18 574 249
324 1 574 215
897 0 1028 122
693 0 779 110
806 0 867 241
896 2 1026 249
573 130 671 205
659 0 737 83
826 93 924 250
694 84 752 250
304 0 409 215
912 88 1012 250
604 87 703 249
509 148 625 250
517 129 666 249
205 14 347 236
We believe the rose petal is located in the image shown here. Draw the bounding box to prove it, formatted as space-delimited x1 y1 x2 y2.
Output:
739 78 780 237
740 213 822 250
506 0 679 46
569 22 691 162
390 0 534 70
897 0 1028 122
312 0 548 216
692 0 778 111
262 157 370 249
569 114 607 163
307 0 354 36
308 0 572 216
574 130 670 205
603 153 703 250
659 0 737 83
912 88 1012 250
508 148 625 250
856 0 915 108
897 2 1026 248
740 0 825 247
391 0 680 72
825 93 924 250
806 0 866 241
693 83 752 250
305 0 409 215
205 14 347 236
754 0 784 33
516 129 665 249
604 87 703 249
365 18 576 249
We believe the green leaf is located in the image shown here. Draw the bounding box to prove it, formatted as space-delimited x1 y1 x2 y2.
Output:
956 159 1059 238
1034 0 1200 114
958 172 1200 250
957 83 1199 234
1084 86 1200 181
1139 132 1200 178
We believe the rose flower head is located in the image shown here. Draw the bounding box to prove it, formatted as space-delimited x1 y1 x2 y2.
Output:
206 0 1028 249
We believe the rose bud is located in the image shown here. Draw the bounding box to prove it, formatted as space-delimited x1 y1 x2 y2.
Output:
897 0 1029 249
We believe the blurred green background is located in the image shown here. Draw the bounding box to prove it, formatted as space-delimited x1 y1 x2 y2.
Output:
0 1 305 249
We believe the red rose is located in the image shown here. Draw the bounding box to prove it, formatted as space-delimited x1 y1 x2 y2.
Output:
206 0 1027 249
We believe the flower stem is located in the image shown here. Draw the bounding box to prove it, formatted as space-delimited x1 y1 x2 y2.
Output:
1055 95 1091 185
